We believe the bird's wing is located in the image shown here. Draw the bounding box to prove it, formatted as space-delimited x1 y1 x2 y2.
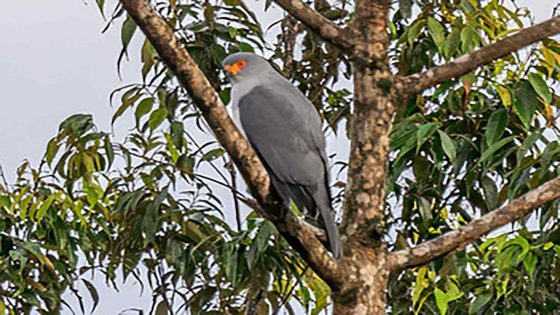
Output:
236 83 325 186
237 82 342 258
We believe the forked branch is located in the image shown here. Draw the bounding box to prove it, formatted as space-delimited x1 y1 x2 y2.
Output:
272 0 354 52
119 0 341 287
390 176 560 271
403 16 560 93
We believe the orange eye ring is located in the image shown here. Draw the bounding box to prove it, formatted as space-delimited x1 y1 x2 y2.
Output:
224 60 247 76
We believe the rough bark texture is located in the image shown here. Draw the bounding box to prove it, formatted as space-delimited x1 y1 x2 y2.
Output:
119 0 340 287
333 0 394 313
333 239 390 314
403 15 560 93
342 0 393 238
390 176 560 271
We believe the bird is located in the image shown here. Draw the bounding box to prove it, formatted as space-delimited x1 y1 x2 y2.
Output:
222 52 342 259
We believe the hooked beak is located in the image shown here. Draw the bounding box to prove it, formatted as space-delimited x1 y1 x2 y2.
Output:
224 64 242 76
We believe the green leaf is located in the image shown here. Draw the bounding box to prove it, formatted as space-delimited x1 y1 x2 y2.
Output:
412 266 429 306
460 25 480 53
148 107 168 131
155 300 170 315
445 282 464 301
19 195 31 220
553 245 560 256
304 271 330 315
135 98 155 126
141 39 157 79
469 293 492 314
479 136 514 164
514 80 539 128
95 0 105 17
528 73 552 103
391 123 417 150
84 182 103 207
434 283 464 315
481 176 498 210
142 189 167 244
104 136 114 169
443 27 461 59
166 239 183 264
428 17 445 46
202 148 225 161
224 245 238 285
46 138 59 166
36 194 56 221
506 235 530 258
0 195 11 209
121 15 137 52
117 15 138 74
165 133 180 163
438 130 456 161
523 251 538 279
434 288 448 315
9 249 28 270
82 279 100 313
112 93 141 125
170 121 184 150
485 109 508 145
496 86 512 107
237 42 254 52
416 123 439 153
417 196 432 223
60 114 94 135
21 242 52 270
407 21 423 46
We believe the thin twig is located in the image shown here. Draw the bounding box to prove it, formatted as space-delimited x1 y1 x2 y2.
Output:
227 159 243 231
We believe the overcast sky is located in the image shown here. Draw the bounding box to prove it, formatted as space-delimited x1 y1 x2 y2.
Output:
0 1 555 314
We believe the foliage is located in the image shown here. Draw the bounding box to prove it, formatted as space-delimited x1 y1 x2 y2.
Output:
0 0 559 314
388 0 560 313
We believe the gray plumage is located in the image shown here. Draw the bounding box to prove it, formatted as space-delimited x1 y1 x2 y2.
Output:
222 52 342 259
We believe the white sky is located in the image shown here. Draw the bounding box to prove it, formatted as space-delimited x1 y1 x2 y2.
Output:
0 0 555 314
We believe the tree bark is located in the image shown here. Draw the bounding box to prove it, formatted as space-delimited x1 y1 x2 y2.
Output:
390 176 560 271
333 239 390 314
272 0 354 52
403 15 560 93
333 0 394 313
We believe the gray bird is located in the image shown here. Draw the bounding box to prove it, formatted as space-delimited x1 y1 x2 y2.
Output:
222 52 342 259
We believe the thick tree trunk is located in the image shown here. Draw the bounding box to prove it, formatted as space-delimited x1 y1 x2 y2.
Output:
333 0 394 313
333 241 390 314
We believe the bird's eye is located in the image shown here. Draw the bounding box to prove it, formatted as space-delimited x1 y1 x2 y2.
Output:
237 60 246 68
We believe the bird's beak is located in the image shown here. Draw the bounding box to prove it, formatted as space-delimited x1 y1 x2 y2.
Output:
224 64 241 76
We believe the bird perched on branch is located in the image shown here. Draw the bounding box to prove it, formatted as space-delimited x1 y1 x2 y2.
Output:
222 52 342 259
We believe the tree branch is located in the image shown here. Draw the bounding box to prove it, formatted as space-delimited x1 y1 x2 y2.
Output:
119 0 341 288
272 0 354 52
390 176 560 271
403 16 560 93
238 197 328 243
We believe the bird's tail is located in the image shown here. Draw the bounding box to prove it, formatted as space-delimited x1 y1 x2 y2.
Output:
271 176 342 259
309 185 342 259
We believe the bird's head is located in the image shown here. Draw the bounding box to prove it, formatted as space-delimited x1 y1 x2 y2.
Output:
222 52 271 83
